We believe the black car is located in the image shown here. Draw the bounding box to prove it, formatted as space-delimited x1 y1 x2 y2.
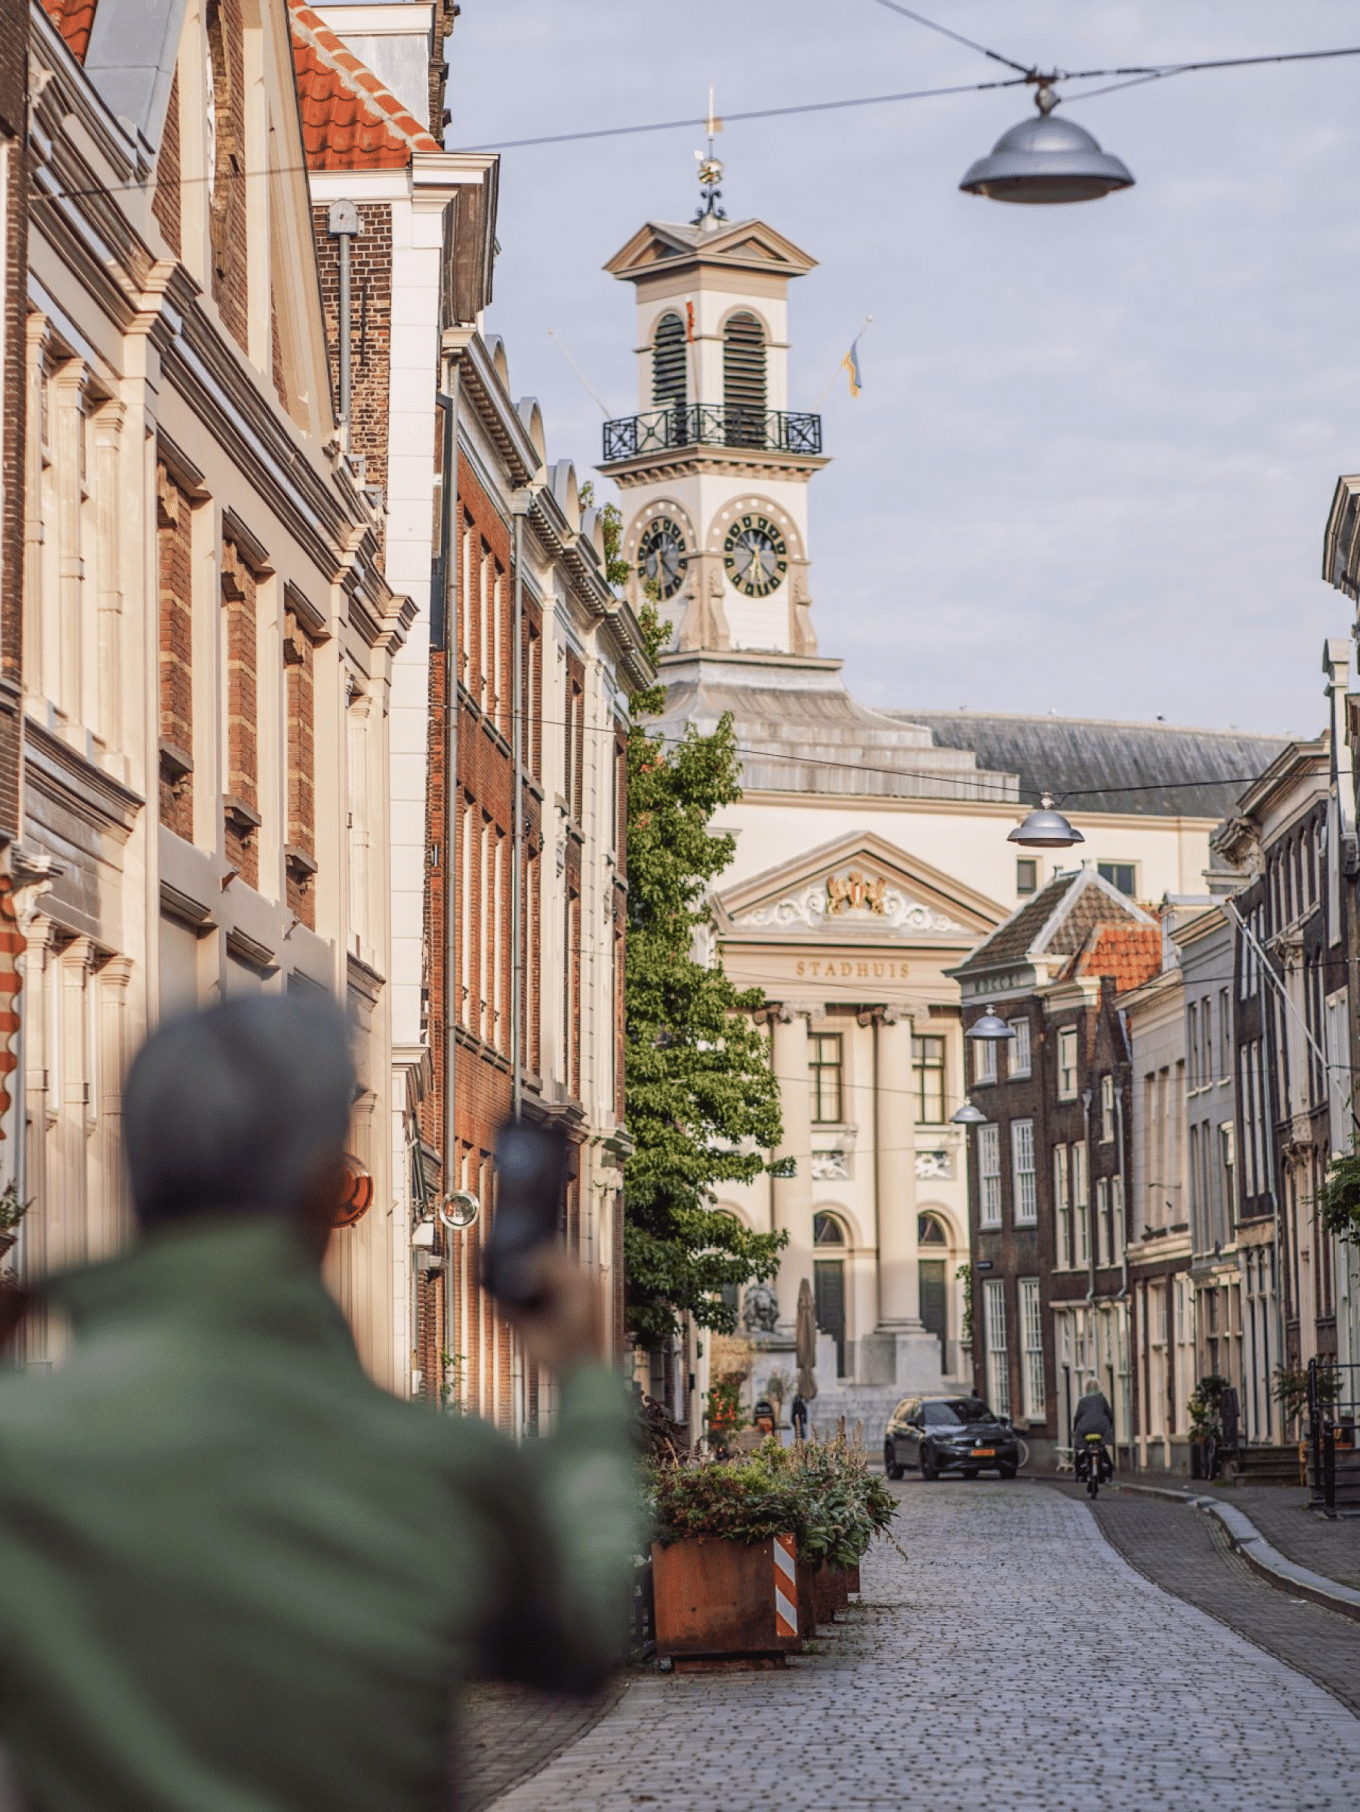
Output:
883 1395 1020 1481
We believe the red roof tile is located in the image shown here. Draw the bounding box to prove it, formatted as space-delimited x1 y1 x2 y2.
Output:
289 0 440 171
40 0 98 61
1067 925 1163 994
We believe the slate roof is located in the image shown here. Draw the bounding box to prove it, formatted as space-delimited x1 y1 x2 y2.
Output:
893 710 1289 818
289 0 439 170
954 866 1153 979
40 0 97 60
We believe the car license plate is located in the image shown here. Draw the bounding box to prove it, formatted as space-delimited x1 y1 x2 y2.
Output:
971 1447 995 1457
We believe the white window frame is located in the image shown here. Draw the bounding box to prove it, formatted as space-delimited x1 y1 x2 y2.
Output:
1054 1143 1071 1268
973 1036 997 1087
1057 1027 1078 1100
984 1280 1010 1420
977 1123 1001 1228
1012 1118 1037 1225
1095 1175 1110 1268
1019 1278 1045 1423
1072 1140 1090 1266
1099 1073 1114 1143
1008 1018 1031 1078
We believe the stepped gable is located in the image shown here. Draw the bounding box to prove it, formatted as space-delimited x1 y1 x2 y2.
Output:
953 865 1153 984
40 0 98 60
289 0 439 170
896 709 1288 819
654 654 1019 802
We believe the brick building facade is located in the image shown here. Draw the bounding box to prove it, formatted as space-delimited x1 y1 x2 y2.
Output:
17 0 409 1380
292 1 650 1418
953 868 1161 1469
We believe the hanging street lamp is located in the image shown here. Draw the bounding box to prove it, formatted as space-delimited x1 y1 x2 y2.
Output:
960 80 1134 204
965 1005 1015 1042
1008 792 1084 849
950 1099 987 1125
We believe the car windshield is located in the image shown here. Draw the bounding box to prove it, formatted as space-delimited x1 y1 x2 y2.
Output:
921 1399 994 1426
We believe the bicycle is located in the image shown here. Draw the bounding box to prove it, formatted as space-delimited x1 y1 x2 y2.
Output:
1077 1432 1109 1499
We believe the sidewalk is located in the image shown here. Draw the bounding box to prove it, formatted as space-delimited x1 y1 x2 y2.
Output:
1105 1470 1360 1592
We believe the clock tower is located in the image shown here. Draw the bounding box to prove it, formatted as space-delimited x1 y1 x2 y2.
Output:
600 192 826 656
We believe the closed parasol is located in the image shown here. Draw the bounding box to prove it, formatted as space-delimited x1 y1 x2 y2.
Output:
795 1277 818 1403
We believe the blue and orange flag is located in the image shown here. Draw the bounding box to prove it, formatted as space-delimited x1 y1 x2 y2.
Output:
841 338 863 398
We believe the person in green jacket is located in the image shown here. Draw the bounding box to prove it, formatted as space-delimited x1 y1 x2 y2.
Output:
0 995 638 1812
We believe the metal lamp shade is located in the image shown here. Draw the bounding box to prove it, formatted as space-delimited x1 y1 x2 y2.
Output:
1008 793 1083 849
961 111 1134 204
966 1007 1014 1041
951 1100 987 1125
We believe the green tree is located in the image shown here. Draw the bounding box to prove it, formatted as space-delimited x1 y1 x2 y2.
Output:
592 496 789 1347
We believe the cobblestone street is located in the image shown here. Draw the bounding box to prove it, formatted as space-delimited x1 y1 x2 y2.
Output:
488 1482 1359 1812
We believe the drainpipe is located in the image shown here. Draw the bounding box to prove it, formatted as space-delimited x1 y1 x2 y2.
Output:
437 361 461 1402
327 202 361 439
509 494 531 1122
1114 1074 1132 1462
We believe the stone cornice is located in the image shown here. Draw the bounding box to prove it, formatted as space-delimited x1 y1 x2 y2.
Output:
24 716 144 835
601 446 830 487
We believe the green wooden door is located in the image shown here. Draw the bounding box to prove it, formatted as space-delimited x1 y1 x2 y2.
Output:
919 1259 947 1370
814 1259 846 1377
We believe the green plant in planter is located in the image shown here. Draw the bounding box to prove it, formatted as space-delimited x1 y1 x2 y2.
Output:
1317 1150 1360 1246
1272 1363 1341 1431
753 1436 897 1568
646 1455 805 1547
1187 1374 1229 1442
955 1262 973 1344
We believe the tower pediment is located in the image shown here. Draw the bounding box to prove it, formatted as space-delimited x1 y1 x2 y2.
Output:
714 832 1006 946
605 217 818 284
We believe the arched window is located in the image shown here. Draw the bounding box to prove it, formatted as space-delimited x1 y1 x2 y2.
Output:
918 1212 948 1246
651 313 687 415
814 1211 846 1246
723 311 767 446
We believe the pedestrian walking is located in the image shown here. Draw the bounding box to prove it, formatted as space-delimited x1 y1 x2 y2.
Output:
790 1392 809 1440
0 996 637 1812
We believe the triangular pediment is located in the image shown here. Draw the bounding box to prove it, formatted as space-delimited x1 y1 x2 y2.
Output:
713 831 1006 945
605 217 818 283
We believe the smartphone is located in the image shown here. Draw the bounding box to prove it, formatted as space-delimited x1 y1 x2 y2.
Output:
482 1118 568 1308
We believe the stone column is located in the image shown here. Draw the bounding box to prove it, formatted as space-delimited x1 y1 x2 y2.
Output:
770 1003 814 1329
871 1004 945 1391
875 1006 919 1326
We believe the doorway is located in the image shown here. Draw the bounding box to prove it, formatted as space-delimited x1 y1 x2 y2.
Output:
918 1213 949 1371
813 1212 847 1376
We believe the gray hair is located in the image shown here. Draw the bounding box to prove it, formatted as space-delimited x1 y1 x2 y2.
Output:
123 994 355 1225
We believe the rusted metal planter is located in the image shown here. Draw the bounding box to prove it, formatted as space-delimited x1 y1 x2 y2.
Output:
845 1562 861 1595
799 1561 852 1631
652 1535 802 1669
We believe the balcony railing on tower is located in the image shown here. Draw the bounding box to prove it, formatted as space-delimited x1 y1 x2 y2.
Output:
601 403 823 464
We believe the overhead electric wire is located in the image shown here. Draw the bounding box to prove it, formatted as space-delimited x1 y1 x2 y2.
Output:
30 36 1360 201
871 0 1032 76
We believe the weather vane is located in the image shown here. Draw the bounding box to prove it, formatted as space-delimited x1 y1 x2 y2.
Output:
693 87 726 224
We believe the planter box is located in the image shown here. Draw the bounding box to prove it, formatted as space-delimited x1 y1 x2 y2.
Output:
845 1563 861 1596
797 1561 852 1632
652 1535 802 1666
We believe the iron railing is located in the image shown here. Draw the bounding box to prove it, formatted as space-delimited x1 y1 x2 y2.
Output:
602 403 823 463
1307 1356 1360 1518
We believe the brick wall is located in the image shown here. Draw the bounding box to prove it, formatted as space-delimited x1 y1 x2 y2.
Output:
0 56 26 840
221 539 258 886
284 608 317 927
207 0 249 355
157 463 194 838
152 72 182 257
311 201 393 495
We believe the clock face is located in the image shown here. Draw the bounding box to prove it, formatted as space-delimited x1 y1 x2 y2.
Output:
637 518 688 601
722 513 788 598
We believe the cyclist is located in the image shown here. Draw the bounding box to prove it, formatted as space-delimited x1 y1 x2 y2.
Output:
1072 1376 1115 1485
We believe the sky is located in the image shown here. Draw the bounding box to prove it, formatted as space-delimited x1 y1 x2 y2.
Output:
448 2 1360 738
